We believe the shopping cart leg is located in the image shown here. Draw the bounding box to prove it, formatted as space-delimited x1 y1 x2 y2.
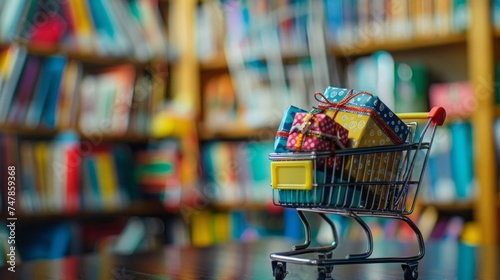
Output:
346 212 373 259
292 210 311 251
317 212 339 252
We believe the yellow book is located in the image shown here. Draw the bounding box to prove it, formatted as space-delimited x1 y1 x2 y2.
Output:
95 152 120 210
0 45 17 77
213 212 230 243
34 142 49 212
56 61 82 129
191 210 213 246
69 0 95 52
0 47 9 76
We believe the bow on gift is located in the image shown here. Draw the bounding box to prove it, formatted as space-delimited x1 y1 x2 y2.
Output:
313 89 373 119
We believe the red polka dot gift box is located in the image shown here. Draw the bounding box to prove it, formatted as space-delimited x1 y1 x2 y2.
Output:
286 110 349 159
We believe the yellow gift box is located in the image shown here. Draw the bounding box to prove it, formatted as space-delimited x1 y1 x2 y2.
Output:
317 87 410 185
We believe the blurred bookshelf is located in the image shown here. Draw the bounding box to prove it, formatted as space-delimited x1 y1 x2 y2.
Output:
192 0 500 248
0 0 198 262
3 0 500 264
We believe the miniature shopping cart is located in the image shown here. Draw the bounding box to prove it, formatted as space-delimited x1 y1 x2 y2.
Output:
269 107 446 280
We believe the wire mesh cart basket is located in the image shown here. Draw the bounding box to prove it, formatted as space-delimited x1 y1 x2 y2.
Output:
269 107 446 280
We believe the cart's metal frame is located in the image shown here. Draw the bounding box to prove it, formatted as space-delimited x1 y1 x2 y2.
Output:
269 107 446 280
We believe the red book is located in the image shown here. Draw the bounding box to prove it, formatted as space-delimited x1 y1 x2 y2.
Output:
65 144 81 214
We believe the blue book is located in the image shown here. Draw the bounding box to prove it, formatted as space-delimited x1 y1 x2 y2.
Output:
85 156 102 210
0 46 27 122
41 56 67 129
230 210 247 240
458 243 477 279
0 0 28 42
427 126 455 202
449 122 474 199
112 144 139 202
17 222 72 261
25 56 66 127
453 0 469 33
324 0 342 44
88 0 127 56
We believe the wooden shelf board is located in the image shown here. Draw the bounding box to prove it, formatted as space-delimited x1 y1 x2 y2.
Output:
210 202 275 211
8 200 175 222
1 42 168 66
0 124 169 142
199 53 228 70
331 33 467 57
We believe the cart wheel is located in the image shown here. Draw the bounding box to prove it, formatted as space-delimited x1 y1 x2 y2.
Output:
317 254 334 279
273 262 287 280
318 266 334 279
402 263 419 280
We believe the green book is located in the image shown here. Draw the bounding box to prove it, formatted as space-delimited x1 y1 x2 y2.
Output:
394 63 429 113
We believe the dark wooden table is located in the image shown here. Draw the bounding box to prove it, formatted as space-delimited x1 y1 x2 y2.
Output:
0 237 496 279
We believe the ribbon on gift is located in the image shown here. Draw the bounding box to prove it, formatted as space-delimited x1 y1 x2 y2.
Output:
314 89 373 119
289 109 343 151
313 90 406 145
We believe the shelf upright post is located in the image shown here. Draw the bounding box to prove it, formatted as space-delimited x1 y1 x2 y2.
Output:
170 0 200 113
467 0 497 245
167 0 200 194
468 0 499 277
467 0 498 251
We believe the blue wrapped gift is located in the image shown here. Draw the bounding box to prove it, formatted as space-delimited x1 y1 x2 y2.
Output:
274 105 307 153
319 86 411 147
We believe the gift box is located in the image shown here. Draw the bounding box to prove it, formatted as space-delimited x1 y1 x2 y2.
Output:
320 87 410 147
317 87 410 184
286 111 348 152
274 105 307 153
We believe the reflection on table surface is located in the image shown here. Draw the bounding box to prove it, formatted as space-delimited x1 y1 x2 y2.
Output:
0 237 496 279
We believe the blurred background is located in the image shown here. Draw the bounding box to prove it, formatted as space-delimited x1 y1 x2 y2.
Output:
0 0 495 271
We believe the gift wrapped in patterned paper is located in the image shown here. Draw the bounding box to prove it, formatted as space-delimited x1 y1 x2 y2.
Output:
286 110 348 152
274 105 307 153
316 87 411 184
276 108 350 205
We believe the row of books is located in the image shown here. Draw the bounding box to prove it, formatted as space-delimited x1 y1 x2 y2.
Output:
224 58 328 128
201 69 316 131
0 0 170 61
420 121 476 203
219 0 469 57
196 0 226 63
346 50 479 117
0 133 183 215
190 209 283 246
221 1 332 129
0 216 169 262
223 0 318 58
202 73 240 130
0 44 163 135
201 140 274 204
346 50 429 113
325 0 469 50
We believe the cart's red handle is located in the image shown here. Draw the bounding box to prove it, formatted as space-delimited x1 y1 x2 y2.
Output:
428 106 446 126
397 107 446 126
